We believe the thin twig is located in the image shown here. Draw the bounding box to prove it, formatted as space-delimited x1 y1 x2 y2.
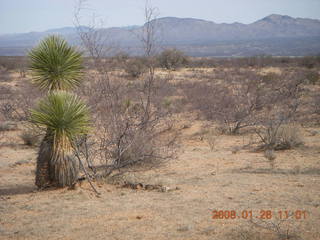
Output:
73 146 101 196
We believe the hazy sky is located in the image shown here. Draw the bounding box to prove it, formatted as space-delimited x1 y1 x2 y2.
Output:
1 0 320 34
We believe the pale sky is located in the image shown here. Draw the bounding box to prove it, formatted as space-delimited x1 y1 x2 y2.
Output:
1 0 320 34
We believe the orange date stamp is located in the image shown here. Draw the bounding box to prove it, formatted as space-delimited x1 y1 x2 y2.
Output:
211 210 308 220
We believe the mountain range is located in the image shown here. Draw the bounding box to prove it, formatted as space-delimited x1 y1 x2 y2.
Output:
1 14 320 57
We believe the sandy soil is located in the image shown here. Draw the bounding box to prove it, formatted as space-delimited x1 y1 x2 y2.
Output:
1 119 320 240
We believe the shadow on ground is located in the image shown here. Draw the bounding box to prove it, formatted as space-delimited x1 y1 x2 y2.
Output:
0 184 37 196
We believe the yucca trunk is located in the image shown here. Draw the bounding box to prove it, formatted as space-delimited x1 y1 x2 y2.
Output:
35 135 79 188
50 150 78 187
35 136 52 188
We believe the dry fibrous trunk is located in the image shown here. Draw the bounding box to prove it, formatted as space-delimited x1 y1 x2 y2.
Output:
51 152 79 187
35 138 52 188
35 135 79 188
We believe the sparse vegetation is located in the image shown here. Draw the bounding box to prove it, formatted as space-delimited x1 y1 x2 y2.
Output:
157 49 188 70
1 53 319 240
256 123 304 151
1 2 320 238
124 57 146 78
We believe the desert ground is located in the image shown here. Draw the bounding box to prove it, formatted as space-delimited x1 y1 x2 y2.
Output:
1 60 320 240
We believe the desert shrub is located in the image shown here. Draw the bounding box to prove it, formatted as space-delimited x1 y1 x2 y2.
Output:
299 56 316 69
124 58 146 78
0 56 18 71
0 81 42 122
182 69 267 134
185 56 305 69
157 49 188 70
112 52 129 65
79 68 177 177
256 123 303 150
305 71 319 85
182 68 305 135
0 56 28 72
0 69 13 82
277 125 304 149
20 130 41 146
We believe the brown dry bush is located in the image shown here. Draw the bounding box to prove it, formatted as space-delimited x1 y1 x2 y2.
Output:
254 71 305 149
124 57 147 78
299 56 320 69
182 69 268 134
79 69 177 177
0 81 42 122
256 122 303 151
183 68 307 138
72 1 180 179
0 56 28 75
186 56 299 69
157 48 188 70
305 70 319 85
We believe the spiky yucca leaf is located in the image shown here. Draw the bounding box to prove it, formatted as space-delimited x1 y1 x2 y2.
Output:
31 91 90 152
28 35 83 91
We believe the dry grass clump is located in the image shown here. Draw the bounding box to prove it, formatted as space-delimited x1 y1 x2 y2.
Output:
276 125 304 150
256 124 304 151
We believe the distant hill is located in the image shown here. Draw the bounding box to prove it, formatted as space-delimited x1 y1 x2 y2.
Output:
1 14 320 56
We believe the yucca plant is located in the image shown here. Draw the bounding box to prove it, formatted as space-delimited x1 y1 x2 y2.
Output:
28 35 83 91
28 35 86 188
31 91 90 187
